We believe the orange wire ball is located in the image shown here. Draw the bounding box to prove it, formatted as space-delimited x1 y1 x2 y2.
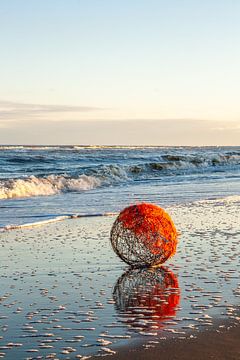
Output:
110 203 178 267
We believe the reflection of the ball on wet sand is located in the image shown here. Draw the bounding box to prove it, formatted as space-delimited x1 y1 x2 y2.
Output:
113 267 180 330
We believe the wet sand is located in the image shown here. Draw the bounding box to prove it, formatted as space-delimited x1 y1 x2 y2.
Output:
0 198 239 359
101 324 240 360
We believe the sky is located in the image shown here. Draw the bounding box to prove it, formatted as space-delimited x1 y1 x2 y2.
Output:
0 0 240 145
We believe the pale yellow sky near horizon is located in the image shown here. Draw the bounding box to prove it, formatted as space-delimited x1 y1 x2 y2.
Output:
0 116 239 146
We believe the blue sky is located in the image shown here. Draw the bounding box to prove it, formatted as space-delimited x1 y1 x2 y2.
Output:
0 0 240 145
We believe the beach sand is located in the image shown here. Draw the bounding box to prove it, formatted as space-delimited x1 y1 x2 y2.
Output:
99 324 240 360
0 198 239 359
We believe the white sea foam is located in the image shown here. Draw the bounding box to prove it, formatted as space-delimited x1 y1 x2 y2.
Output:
0 212 117 232
0 174 101 199
3 216 71 230
0 145 25 150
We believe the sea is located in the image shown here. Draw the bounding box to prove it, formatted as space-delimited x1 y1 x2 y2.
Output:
0 145 240 230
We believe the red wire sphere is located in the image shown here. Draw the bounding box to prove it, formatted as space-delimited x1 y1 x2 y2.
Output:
110 203 178 267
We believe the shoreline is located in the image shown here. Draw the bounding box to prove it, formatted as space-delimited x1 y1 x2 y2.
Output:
0 212 118 232
0 200 239 359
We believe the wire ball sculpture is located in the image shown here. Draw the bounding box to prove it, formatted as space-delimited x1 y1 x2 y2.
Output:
110 203 178 267
113 267 180 328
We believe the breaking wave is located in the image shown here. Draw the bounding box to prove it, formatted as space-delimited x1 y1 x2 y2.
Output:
0 175 101 200
126 155 240 176
1 154 240 200
1 146 240 201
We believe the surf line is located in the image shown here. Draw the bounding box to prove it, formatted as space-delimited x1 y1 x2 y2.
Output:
0 212 118 232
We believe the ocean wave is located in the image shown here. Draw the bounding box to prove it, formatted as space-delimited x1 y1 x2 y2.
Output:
1 155 240 200
0 145 61 151
1 147 240 201
128 154 240 174
0 145 164 151
0 145 25 150
7 155 51 164
0 174 101 200
85 154 240 181
2 153 239 171
92 164 130 181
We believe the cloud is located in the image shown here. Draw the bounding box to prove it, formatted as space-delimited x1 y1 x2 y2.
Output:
0 100 102 121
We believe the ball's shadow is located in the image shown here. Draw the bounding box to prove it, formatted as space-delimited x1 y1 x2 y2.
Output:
113 266 180 330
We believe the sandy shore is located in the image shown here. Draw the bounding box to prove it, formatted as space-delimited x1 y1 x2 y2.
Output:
0 198 239 359
98 324 240 360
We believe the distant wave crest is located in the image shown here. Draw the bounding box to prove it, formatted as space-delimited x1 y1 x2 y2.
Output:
0 174 101 199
